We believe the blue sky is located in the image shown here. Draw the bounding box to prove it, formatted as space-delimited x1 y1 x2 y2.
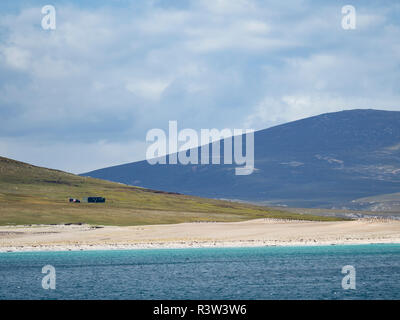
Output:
0 0 399 173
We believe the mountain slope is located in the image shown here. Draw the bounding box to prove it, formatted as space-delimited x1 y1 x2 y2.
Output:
0 156 338 225
349 192 400 212
83 109 400 208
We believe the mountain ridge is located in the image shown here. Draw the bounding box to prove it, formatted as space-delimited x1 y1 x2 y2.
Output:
82 109 400 208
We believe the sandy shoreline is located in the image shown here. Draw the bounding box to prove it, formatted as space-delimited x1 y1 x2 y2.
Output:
1 218 400 252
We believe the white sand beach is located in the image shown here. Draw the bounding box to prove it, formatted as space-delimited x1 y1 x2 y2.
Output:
0 218 400 252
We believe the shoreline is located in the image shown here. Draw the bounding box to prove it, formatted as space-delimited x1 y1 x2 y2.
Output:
1 218 400 253
1 238 400 253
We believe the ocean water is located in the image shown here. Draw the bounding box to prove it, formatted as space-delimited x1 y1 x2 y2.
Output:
0 244 399 300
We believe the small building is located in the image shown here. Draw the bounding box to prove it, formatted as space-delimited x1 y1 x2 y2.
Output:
82 197 106 203
69 198 81 203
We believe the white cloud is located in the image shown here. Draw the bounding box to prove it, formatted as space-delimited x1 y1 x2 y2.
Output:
1 46 31 69
196 0 256 14
125 78 171 100
244 95 346 129
243 20 270 33
0 137 149 174
357 13 387 29
245 93 400 130
0 0 399 172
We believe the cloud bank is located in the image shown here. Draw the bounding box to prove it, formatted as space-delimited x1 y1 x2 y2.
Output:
0 0 399 172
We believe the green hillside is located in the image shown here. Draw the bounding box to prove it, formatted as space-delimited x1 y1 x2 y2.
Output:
0 157 342 225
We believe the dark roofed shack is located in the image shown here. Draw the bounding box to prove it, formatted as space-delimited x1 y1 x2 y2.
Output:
82 197 106 203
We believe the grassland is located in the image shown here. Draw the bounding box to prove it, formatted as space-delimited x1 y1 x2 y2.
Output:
0 156 343 225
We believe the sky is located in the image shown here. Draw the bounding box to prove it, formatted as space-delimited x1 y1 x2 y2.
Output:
0 0 399 173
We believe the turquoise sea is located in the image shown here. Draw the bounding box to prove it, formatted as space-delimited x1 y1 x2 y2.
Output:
0 244 399 300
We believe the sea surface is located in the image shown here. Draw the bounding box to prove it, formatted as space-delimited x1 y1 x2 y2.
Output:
0 244 399 300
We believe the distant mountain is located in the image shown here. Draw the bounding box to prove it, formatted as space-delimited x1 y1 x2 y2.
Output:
347 192 400 212
82 109 400 208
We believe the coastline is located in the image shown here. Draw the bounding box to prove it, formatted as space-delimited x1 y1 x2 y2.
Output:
1 218 400 253
1 239 400 253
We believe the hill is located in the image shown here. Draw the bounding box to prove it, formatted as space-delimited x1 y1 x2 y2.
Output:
83 109 400 208
0 156 339 225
